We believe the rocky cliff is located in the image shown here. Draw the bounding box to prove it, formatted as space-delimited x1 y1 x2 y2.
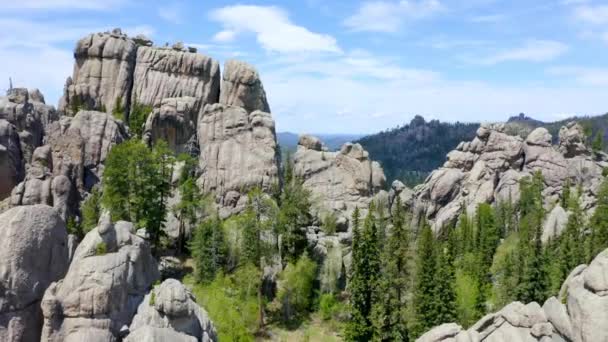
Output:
418 247 608 342
412 122 608 233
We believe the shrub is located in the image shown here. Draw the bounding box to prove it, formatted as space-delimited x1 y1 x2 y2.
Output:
96 242 107 255
273 254 317 323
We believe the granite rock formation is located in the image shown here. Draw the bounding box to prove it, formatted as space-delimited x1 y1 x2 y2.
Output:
0 205 69 342
412 122 608 233
40 214 159 341
219 59 270 114
143 97 199 154
197 103 280 217
128 279 217 341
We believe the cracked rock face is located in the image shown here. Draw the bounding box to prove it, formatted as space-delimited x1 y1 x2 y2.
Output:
131 47 220 115
59 30 137 116
418 247 608 342
219 59 270 114
412 122 608 233
40 214 159 342
197 103 280 218
293 135 386 229
129 279 217 341
0 205 69 342
143 97 199 154
0 120 23 200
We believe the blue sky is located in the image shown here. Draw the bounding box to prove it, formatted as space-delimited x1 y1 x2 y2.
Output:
1 0 608 133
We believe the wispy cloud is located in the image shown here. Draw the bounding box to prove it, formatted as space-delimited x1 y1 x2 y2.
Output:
574 4 608 25
469 14 505 23
476 40 569 65
209 5 340 54
1 0 127 11
343 0 444 33
548 66 608 86
158 5 182 24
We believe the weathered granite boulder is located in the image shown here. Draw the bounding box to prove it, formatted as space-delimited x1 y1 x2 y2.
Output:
541 204 569 243
197 103 280 217
143 97 199 154
40 214 159 341
131 46 220 115
128 279 217 341
559 122 588 158
59 29 137 116
412 122 607 233
293 135 386 229
0 205 69 342
219 59 270 114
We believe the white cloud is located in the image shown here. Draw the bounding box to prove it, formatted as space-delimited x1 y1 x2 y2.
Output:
476 40 569 65
469 14 505 23
343 0 444 33
574 4 608 25
1 0 126 10
158 5 182 24
548 66 608 86
209 5 340 54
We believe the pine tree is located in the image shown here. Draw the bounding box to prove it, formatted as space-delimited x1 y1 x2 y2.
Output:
373 196 410 341
590 178 608 260
345 207 381 342
192 214 227 283
411 222 438 339
434 229 457 325
174 154 206 253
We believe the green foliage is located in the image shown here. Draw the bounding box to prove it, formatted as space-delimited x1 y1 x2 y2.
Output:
411 223 437 339
593 131 604 153
321 211 338 235
455 270 479 328
277 160 313 263
434 231 458 325
129 97 153 137
319 294 339 321
373 196 411 341
589 178 608 260
112 96 125 121
192 215 227 283
490 233 520 308
101 139 174 250
273 254 317 323
96 242 107 255
81 187 101 234
69 96 85 115
345 207 381 342
319 240 342 294
174 154 208 253
187 264 261 341
66 216 82 237
149 291 156 306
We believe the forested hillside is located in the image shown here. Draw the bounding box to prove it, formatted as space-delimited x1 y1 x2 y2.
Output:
357 115 479 186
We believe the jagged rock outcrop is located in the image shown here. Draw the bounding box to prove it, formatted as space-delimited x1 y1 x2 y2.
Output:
293 135 386 229
131 47 220 114
418 247 608 342
0 119 23 200
413 122 608 232
143 97 199 154
197 103 280 217
0 205 69 342
40 214 159 341
219 59 270 114
128 279 217 341
11 110 126 219
59 29 137 116
1 88 58 161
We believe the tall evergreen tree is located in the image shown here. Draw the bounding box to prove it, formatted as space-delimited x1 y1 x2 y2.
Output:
590 178 608 260
411 222 438 339
373 197 410 341
434 229 458 325
345 207 381 342
191 214 227 283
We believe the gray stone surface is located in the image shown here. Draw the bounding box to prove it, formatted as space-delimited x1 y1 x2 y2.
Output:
0 205 69 342
59 29 137 116
219 59 270 114
40 214 159 341
143 97 198 154
131 46 220 115
129 279 217 341
197 103 280 217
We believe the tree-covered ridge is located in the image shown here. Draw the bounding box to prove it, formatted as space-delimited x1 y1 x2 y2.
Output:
357 115 479 187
